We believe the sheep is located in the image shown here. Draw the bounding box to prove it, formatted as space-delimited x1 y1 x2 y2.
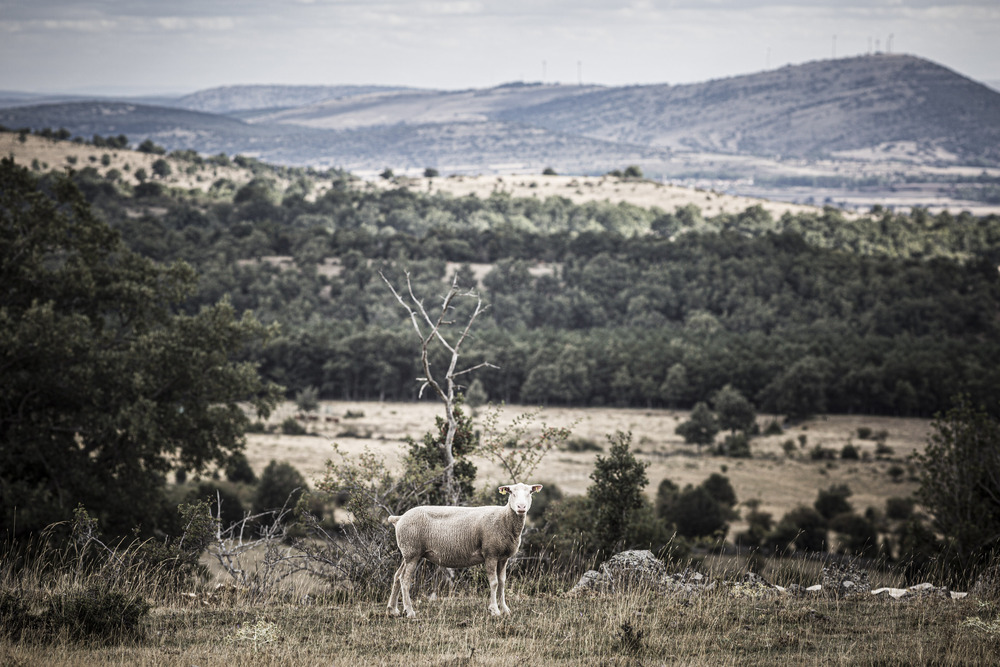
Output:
386 482 543 618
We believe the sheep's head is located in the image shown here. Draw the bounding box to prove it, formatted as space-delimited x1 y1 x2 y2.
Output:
498 483 543 517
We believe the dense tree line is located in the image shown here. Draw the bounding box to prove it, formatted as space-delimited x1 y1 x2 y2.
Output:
45 158 1000 417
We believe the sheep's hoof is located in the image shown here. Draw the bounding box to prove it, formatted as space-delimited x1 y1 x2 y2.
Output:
387 607 401 617
405 609 417 619
502 606 512 616
488 606 502 617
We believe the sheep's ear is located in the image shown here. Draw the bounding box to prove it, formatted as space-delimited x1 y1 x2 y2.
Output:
498 486 510 495
530 484 543 494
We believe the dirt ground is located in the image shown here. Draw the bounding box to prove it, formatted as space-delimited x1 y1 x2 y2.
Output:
245 401 927 536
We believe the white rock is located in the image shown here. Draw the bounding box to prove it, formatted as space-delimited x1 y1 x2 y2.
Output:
872 587 909 599
908 582 935 591
951 591 968 600
806 584 823 592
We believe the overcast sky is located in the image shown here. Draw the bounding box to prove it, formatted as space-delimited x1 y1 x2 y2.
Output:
2 1 997 95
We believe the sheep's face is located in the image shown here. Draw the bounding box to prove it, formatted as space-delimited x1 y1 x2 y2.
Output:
498 483 543 517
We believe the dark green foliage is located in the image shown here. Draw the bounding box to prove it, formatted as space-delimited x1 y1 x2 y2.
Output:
136 139 165 154
295 386 320 412
701 473 738 509
225 452 258 484
885 496 915 521
830 512 878 557
737 500 774 549
841 442 860 459
44 584 151 640
423 167 440 178
281 417 308 435
814 484 853 520
669 486 731 539
528 482 563 521
185 481 246 528
914 395 1000 581
406 401 478 505
676 402 719 450
254 460 308 514
768 506 828 553
721 432 752 458
563 437 603 452
588 431 649 555
151 158 171 178
0 159 280 539
712 385 756 434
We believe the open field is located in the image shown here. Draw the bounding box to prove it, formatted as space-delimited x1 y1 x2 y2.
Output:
246 401 927 539
2 585 994 666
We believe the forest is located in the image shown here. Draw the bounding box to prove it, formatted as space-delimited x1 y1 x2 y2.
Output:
49 152 1000 419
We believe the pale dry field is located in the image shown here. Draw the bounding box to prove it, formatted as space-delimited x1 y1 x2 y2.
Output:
246 401 927 537
367 173 826 219
2 133 258 191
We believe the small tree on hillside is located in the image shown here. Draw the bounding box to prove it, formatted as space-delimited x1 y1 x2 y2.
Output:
712 385 756 435
588 431 649 555
675 402 719 452
913 395 1000 580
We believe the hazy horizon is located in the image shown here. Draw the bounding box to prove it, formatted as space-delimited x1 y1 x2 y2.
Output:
1 1 998 97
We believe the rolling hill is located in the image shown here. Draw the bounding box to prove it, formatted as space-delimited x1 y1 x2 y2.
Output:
2 54 998 192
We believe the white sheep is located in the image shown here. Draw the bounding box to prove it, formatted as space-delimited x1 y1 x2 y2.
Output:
386 482 543 618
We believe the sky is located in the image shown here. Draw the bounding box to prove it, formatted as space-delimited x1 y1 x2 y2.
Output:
1 1 998 96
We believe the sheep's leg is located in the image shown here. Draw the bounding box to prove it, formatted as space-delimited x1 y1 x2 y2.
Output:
386 560 405 616
485 557 502 616
400 558 420 618
497 558 511 615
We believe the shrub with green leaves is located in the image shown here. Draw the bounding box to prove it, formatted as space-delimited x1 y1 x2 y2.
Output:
44 584 150 640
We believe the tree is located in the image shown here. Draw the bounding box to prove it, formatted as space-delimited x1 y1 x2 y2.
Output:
814 484 853 520
253 460 308 514
423 167 440 178
137 139 165 154
668 485 730 539
588 431 649 555
675 402 719 452
542 167 557 176
382 271 495 504
623 165 643 179
712 384 756 435
913 395 1000 579
768 506 827 553
151 158 172 178
0 159 281 538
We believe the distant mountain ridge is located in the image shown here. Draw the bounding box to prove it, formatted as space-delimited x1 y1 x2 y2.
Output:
170 84 416 114
1 54 997 176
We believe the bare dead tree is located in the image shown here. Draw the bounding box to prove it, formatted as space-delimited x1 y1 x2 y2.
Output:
381 271 497 505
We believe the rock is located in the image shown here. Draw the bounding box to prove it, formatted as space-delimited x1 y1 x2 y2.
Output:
872 587 910 599
806 584 823 593
951 591 969 600
908 582 935 591
822 562 871 595
566 550 712 597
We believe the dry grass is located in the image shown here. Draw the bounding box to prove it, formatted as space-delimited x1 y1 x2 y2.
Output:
247 401 927 538
3 584 995 666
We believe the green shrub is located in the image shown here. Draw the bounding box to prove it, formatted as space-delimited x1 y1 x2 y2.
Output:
722 432 751 458
281 417 307 435
814 484 853 520
841 443 860 459
44 584 150 640
225 452 258 484
885 496 914 521
763 420 784 436
254 460 308 515
563 437 602 452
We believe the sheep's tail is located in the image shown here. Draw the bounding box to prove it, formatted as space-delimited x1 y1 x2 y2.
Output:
387 515 400 525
